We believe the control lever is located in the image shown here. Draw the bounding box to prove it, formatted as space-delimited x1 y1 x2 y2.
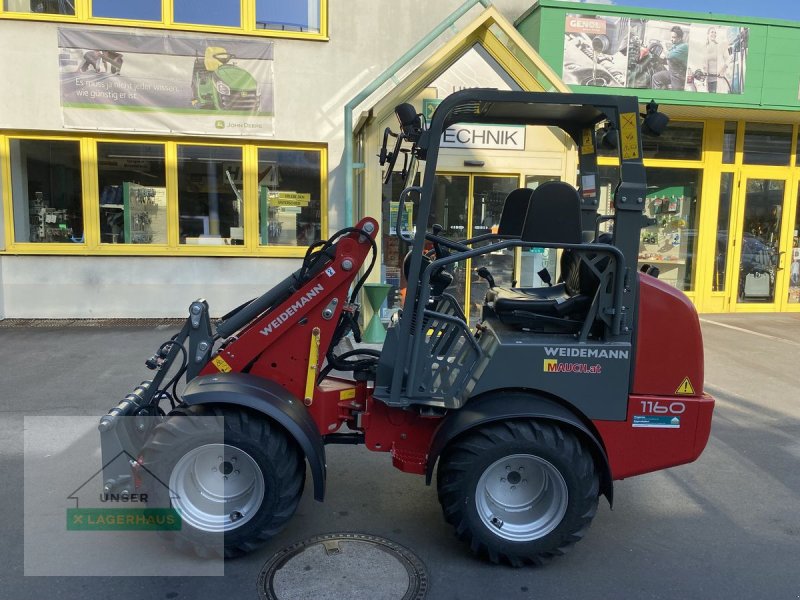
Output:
431 224 446 258
537 268 553 287
476 267 496 288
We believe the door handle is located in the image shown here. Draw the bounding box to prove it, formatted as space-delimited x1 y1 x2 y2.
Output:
777 250 786 270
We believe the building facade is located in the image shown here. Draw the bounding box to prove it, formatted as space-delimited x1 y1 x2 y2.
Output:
1 0 798 319
516 0 800 314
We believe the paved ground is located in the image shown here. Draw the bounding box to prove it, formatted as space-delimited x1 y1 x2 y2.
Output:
1 313 799 599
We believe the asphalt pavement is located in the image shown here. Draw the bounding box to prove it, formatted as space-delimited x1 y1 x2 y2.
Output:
1 313 799 599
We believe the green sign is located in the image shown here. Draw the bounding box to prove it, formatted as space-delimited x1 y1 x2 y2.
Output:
422 98 442 122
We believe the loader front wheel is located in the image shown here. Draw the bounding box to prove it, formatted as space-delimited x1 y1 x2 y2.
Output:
437 419 598 567
141 404 305 558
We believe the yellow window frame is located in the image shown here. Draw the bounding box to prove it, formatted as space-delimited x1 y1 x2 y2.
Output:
0 0 329 41
1 132 328 257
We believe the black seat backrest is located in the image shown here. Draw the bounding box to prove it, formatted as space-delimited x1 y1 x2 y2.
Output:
496 188 534 237
520 181 582 244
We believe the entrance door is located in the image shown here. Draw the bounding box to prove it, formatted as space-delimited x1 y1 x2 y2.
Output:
728 172 793 310
431 173 519 323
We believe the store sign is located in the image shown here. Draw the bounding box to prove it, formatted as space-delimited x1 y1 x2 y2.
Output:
441 124 526 150
268 191 311 207
57 29 274 137
423 99 525 150
562 14 749 94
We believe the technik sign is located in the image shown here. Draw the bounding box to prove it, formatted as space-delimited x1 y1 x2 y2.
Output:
441 124 526 150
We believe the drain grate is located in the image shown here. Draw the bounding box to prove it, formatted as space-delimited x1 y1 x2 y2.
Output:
258 533 428 600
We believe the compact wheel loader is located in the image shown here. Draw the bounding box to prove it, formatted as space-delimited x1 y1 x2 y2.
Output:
99 89 714 566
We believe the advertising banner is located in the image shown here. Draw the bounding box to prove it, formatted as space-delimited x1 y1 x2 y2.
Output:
58 29 274 136
562 14 749 94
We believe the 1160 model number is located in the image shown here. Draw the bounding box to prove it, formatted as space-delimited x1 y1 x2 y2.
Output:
640 401 685 415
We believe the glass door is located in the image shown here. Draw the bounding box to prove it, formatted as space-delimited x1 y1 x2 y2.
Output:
729 173 791 310
431 173 519 324
783 182 800 310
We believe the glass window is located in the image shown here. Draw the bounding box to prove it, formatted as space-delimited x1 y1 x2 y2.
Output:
789 186 800 304
713 173 734 291
743 123 792 166
639 168 701 292
641 121 703 161
258 148 322 246
177 145 243 245
173 0 240 27
92 0 161 21
723 121 737 164
256 0 320 33
97 143 167 244
5 0 74 15
9 139 83 243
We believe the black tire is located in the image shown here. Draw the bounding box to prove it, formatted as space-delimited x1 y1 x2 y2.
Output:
141 404 305 558
437 419 599 567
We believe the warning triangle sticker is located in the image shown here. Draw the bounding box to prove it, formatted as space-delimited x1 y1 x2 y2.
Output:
675 377 695 395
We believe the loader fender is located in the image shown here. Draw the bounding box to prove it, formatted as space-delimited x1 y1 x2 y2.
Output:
181 372 326 501
425 391 613 504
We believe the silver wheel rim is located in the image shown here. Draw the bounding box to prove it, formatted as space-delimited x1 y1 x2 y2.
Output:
169 443 265 533
476 453 568 542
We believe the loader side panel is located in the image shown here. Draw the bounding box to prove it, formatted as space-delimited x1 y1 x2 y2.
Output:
594 393 714 479
633 273 704 397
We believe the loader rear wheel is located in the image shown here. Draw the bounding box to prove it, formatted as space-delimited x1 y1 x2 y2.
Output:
141 404 305 558
437 419 598 567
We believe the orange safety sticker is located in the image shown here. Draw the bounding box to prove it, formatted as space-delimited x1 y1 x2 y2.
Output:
212 356 232 373
675 377 695 395
581 128 594 155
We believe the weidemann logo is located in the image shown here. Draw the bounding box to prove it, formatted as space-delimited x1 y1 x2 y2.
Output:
544 346 629 360
260 284 324 336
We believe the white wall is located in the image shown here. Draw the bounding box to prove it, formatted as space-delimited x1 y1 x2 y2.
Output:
0 0 536 318
0 256 300 318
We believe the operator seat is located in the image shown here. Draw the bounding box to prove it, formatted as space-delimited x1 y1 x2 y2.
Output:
492 187 533 237
484 181 597 331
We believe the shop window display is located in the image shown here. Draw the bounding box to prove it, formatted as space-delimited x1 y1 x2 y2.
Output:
177 145 243 245
599 166 700 291
97 142 167 244
638 168 701 291
257 148 322 246
9 139 83 243
790 186 800 304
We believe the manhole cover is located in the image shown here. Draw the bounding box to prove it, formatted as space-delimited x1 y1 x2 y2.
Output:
258 533 428 600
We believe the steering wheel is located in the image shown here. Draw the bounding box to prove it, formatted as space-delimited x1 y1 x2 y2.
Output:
213 52 234 64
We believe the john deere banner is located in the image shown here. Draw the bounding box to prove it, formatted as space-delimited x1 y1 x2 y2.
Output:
563 14 748 94
58 29 274 136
